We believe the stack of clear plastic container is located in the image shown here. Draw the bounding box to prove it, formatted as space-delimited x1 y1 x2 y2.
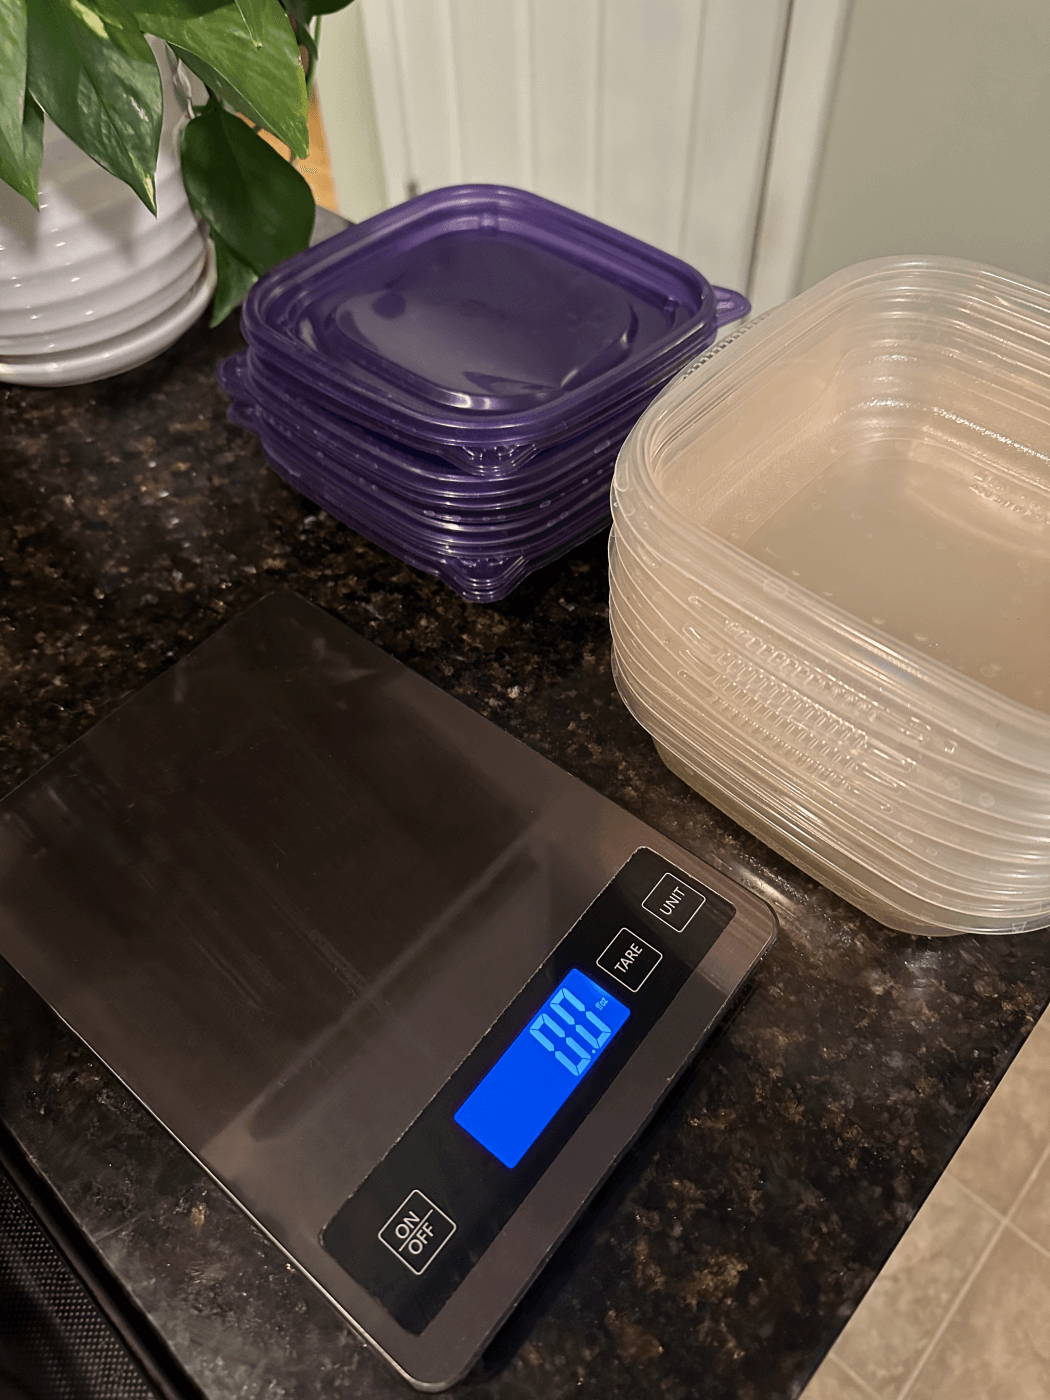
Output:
220 184 748 602
609 256 1050 936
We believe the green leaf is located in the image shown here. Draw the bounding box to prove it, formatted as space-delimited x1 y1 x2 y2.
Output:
295 19 319 67
288 0 355 14
279 1 319 79
209 227 257 325
168 44 271 132
280 0 310 27
25 0 161 212
0 0 43 207
181 104 314 276
132 0 308 158
0 94 43 206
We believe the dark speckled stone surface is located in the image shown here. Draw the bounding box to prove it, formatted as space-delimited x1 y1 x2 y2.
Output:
1 316 1048 1400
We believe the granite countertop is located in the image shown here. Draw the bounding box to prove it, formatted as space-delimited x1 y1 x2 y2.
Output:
1 318 1048 1400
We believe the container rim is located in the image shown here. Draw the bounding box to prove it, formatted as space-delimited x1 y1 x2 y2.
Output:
614 254 1050 743
241 183 745 469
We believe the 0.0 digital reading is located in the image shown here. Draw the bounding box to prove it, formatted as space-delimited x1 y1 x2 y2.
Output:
454 969 630 1167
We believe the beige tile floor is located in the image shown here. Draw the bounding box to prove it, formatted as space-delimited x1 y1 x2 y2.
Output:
801 1009 1050 1399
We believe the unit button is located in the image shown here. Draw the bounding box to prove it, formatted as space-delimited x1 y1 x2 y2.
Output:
642 872 706 931
596 928 663 993
378 1190 456 1275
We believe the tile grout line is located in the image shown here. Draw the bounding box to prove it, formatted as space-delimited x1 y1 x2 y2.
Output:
1006 1219 1050 1265
945 1170 1011 1223
811 1019 1050 1400
997 1143 1050 1230
826 1350 883 1400
1006 1217 1050 1266
894 1221 1005 1400
948 1165 1050 1264
820 1175 1000 1400
896 1140 1050 1400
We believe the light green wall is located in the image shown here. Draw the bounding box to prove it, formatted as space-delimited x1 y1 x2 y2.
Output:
315 4 387 221
800 0 1050 289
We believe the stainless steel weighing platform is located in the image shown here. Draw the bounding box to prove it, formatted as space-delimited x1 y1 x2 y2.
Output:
0 593 775 1389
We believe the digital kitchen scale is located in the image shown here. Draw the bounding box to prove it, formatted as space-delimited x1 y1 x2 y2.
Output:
0 593 775 1390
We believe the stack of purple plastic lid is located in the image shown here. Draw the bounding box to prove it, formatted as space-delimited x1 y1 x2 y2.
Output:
220 185 749 602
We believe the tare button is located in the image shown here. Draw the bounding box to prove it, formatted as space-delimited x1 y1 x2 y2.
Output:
596 929 662 993
642 872 706 932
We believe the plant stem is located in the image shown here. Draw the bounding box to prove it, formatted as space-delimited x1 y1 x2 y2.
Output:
305 18 321 95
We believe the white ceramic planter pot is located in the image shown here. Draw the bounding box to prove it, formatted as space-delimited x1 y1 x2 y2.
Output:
0 56 215 387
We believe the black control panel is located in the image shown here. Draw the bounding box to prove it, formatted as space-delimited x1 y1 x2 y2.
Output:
321 847 734 1334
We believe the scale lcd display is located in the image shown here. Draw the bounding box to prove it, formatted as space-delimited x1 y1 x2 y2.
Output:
454 968 630 1167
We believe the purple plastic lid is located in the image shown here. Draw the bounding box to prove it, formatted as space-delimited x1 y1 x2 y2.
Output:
244 313 726 477
219 350 650 511
228 395 617 532
246 410 612 602
272 468 610 601
240 185 748 471
277 452 609 602
231 394 612 552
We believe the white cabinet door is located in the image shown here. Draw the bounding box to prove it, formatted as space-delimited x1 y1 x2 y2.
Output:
358 0 788 294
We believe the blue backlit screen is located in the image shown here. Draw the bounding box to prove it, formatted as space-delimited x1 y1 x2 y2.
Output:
454 968 630 1168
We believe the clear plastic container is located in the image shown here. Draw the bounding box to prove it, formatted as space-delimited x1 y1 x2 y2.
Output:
610 256 1050 935
611 511 1050 826
609 559 1050 882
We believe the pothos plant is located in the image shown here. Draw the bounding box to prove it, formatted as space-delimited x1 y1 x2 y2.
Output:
0 0 354 323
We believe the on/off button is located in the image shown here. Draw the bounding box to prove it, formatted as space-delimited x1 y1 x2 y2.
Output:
378 1190 456 1275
